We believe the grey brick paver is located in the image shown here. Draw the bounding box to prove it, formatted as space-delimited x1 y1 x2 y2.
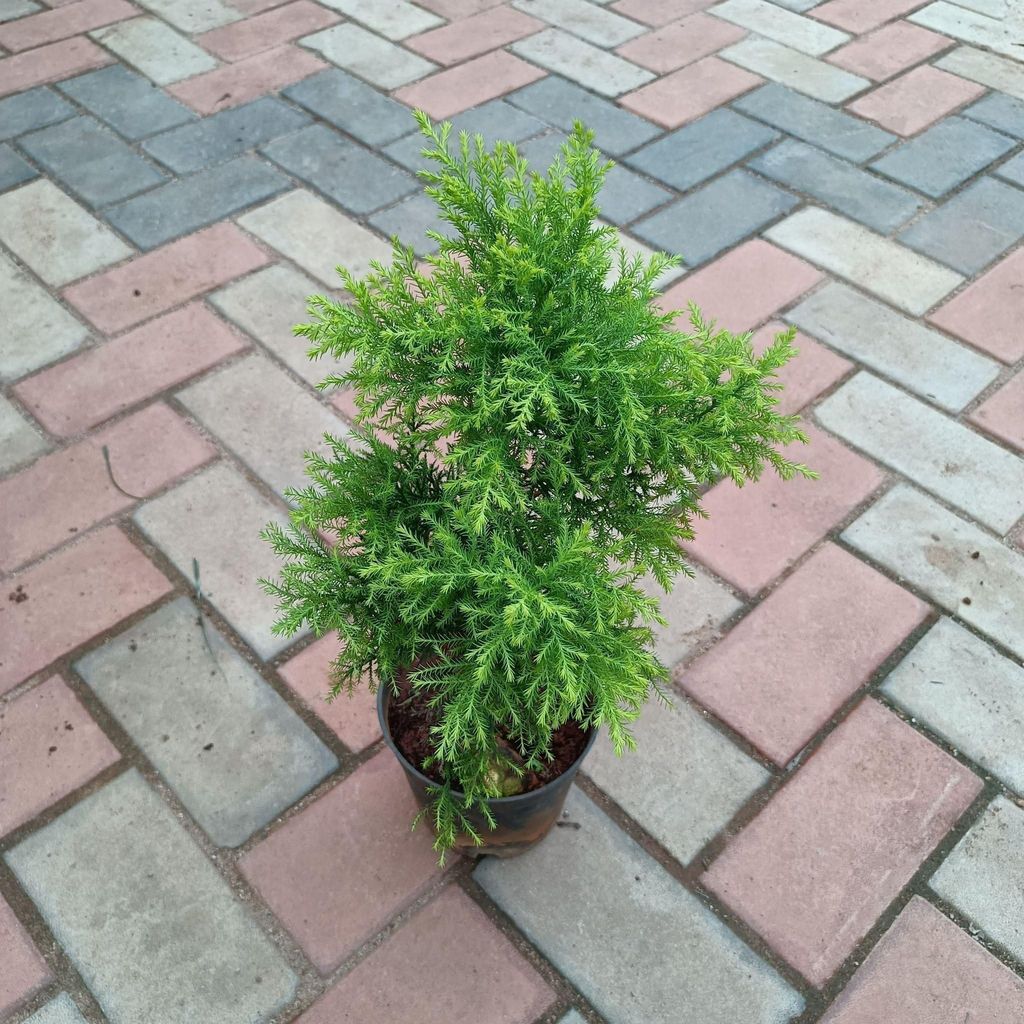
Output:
300 23 436 89
995 152 1024 188
931 797 1024 962
0 142 36 190
369 190 453 254
749 138 923 233
57 65 195 141
476 788 804 1024
870 116 1016 198
634 169 798 266
0 394 48 472
75 597 337 846
141 97 309 173
22 994 88 1024
883 617 1024 795
964 91 1024 138
18 115 166 208
104 156 290 249
4 770 298 1024
0 87 73 141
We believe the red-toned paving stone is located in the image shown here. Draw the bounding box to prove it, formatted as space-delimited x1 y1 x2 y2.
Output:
62 223 269 334
394 50 546 120
240 749 445 973
14 303 250 437
619 55 761 128
0 36 111 97
928 247 1024 364
827 21 952 82
0 896 50 1018
811 0 928 34
687 425 884 596
703 700 981 986
969 371 1024 452
0 674 119 836
0 527 171 695
660 240 824 333
197 1 340 61
0 0 134 51
168 45 325 114
683 543 929 766
277 634 381 752
0 402 215 572
610 0 712 28
615 12 746 74
297 886 555 1024
820 897 1024 1023
405 6 543 66
751 321 851 415
847 65 983 136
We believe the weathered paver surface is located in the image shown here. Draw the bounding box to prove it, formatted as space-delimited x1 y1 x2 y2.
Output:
1 1 1023 1021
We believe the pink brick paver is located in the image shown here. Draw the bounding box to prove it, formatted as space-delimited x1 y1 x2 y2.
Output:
0 896 50 1018
0 675 120 836
827 21 952 82
394 50 546 120
611 0 712 28
297 887 555 1024
928 247 1024 364
167 45 325 113
197 1 340 61
615 13 746 74
0 0 135 51
751 321 852 415
405 6 543 66
62 223 270 334
847 65 984 136
240 749 445 973
687 425 885 596
0 527 171 694
619 56 762 128
0 36 111 96
13 303 250 437
278 634 381 752
821 897 1024 1023
703 700 982 986
683 543 929 766
812 0 928 34
0 403 215 572
659 239 824 333
969 371 1024 452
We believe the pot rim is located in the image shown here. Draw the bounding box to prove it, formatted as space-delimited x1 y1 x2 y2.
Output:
376 682 599 806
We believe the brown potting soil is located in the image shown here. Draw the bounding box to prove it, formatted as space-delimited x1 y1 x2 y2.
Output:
387 684 590 794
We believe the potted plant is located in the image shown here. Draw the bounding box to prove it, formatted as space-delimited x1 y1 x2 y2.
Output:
263 113 810 859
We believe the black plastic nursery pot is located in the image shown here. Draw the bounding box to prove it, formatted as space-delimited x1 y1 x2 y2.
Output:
377 683 598 859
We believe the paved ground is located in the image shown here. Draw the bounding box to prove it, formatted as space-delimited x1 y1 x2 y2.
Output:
1 0 1024 1021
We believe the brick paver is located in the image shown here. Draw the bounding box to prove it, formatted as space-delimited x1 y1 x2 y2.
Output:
2 0 1024 1018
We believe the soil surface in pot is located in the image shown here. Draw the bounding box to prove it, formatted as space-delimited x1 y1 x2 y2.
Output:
387 683 590 794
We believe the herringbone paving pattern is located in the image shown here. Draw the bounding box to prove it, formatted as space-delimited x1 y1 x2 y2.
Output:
1 1 1024 1021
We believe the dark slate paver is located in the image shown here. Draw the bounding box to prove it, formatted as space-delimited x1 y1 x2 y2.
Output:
368 191 453 255
103 156 290 249
261 124 418 214
734 83 896 163
995 152 1024 188
75 597 338 847
57 66 195 142
625 108 779 193
871 117 1016 199
142 98 310 174
17 115 166 207
283 68 413 148
0 87 73 142
507 75 661 157
0 143 36 191
633 169 798 266
5 770 298 1024
898 177 1024 275
963 92 1024 139
518 130 671 224
749 138 923 234
382 98 546 172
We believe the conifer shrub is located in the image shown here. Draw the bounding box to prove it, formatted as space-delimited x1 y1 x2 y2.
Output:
263 113 812 853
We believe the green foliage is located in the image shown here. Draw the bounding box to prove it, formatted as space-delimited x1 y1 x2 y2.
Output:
263 111 812 852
